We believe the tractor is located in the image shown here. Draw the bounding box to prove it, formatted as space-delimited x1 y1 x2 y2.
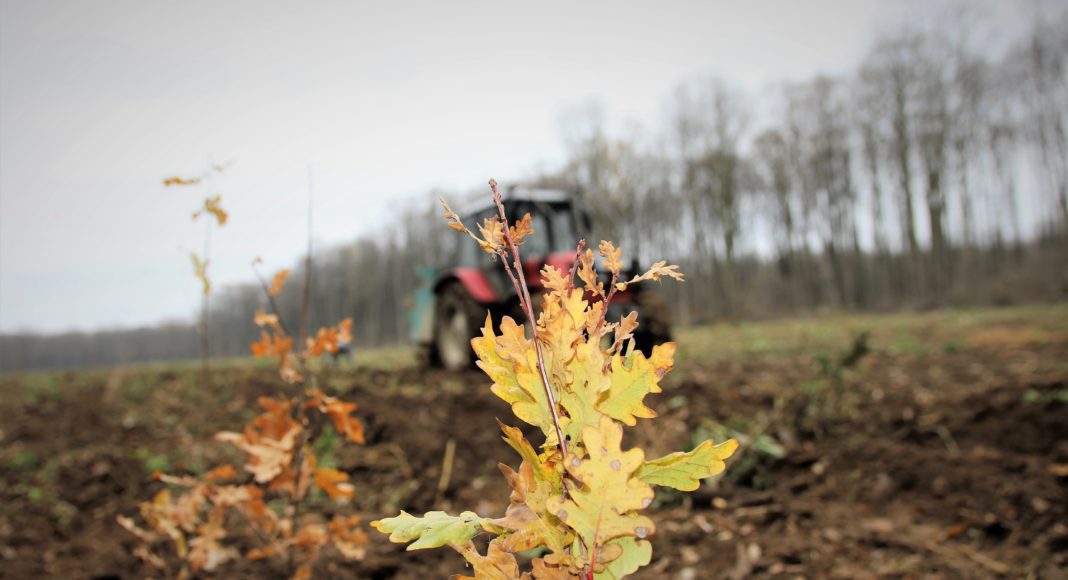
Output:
410 187 672 370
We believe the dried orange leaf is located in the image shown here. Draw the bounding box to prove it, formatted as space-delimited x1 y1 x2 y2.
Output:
314 467 355 501
269 269 290 296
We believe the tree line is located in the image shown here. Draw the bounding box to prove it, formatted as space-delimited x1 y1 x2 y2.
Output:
3 11 1066 372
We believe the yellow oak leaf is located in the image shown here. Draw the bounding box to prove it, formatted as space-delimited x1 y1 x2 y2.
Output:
478 216 505 253
615 261 684 291
540 264 570 293
544 417 654 570
596 536 651 579
474 317 560 444
577 249 602 297
490 461 569 554
556 340 612 443
648 343 676 378
596 352 664 426
269 269 289 296
190 252 211 295
598 240 623 274
192 194 228 226
163 176 200 186
499 423 556 484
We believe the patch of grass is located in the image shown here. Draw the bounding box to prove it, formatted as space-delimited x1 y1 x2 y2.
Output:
132 446 172 475
674 303 1068 364
6 450 39 471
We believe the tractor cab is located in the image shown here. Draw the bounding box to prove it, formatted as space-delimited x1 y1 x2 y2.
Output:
451 189 589 302
412 187 671 370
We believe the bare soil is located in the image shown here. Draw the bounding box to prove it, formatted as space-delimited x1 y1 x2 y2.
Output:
1 321 1066 579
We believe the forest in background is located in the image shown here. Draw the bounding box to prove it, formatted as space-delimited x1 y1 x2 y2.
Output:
3 11 1066 372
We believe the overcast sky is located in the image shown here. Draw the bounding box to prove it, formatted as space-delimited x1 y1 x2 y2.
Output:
0 0 1033 333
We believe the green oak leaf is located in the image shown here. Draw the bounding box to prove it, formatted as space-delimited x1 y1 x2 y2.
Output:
635 438 739 491
370 510 486 550
597 536 652 579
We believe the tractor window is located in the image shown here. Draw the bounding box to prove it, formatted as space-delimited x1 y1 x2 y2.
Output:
521 210 549 257
510 201 579 255
546 203 580 251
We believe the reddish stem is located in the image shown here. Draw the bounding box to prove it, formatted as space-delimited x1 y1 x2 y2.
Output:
566 240 586 293
489 179 568 458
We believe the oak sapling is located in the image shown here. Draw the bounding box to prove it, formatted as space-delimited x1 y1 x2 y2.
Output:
120 263 368 580
164 164 230 387
372 179 738 579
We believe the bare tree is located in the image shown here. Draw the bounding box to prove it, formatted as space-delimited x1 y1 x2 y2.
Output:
669 77 751 317
752 128 799 307
860 35 923 270
1015 13 1068 230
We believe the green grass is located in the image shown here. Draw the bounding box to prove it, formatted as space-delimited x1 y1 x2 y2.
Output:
673 303 1068 364
4 303 1066 395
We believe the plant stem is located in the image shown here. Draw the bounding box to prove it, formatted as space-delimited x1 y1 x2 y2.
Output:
566 240 586 293
489 179 569 457
298 166 315 347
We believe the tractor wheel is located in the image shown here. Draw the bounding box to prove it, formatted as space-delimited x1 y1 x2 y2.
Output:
633 287 673 356
433 283 482 371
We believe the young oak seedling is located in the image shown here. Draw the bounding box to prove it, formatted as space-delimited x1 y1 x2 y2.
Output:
120 265 367 580
372 180 738 579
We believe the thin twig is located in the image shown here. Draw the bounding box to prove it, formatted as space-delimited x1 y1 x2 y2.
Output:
566 240 586 293
434 438 457 505
251 266 293 337
298 165 315 347
489 179 568 457
592 271 619 336
235 505 288 563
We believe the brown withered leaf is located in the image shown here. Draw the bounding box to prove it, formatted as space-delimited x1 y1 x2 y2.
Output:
509 212 535 246
329 515 369 560
210 485 253 507
531 557 582 579
308 390 366 444
188 506 237 572
610 311 639 354
306 319 353 357
250 330 292 360
204 464 238 482
455 541 523 580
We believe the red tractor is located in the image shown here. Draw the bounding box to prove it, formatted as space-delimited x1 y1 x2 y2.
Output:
410 188 672 370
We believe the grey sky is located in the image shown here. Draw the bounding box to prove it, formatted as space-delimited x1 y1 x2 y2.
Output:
0 0 1028 333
